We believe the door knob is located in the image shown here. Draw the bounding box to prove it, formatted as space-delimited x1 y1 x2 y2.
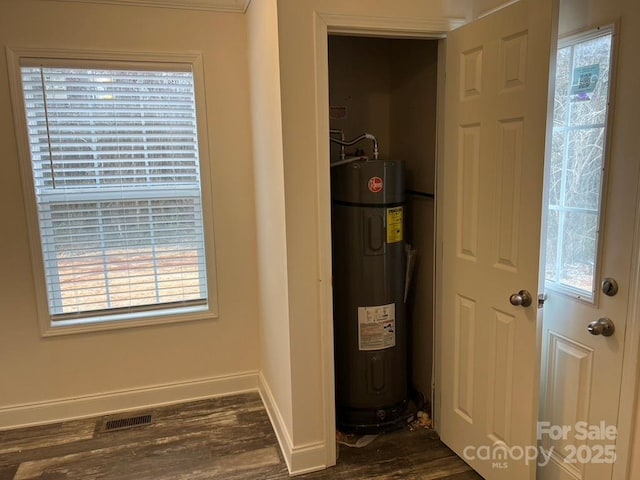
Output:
587 317 615 337
509 290 532 307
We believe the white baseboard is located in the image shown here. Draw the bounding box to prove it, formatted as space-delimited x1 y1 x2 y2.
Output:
258 373 295 471
288 440 328 476
0 370 259 431
258 373 327 476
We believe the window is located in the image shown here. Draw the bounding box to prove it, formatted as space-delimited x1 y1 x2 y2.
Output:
9 49 217 333
543 27 614 301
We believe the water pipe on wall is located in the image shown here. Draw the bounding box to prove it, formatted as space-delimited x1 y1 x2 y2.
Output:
330 132 379 161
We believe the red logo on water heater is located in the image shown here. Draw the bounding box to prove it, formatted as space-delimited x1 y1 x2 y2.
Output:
368 176 383 193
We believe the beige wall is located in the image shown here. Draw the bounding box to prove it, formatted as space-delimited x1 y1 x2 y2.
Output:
328 36 392 161
389 40 439 194
389 40 439 402
559 0 622 34
0 0 260 425
246 0 294 450
470 0 513 17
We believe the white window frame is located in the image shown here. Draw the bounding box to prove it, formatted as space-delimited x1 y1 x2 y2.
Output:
6 47 219 336
543 25 616 304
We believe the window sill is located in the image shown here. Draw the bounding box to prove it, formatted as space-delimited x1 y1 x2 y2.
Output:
544 281 595 304
40 304 217 337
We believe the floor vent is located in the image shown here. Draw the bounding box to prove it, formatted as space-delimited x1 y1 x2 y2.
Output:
104 414 152 432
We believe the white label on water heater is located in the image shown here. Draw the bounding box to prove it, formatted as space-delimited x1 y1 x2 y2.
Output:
357 303 396 351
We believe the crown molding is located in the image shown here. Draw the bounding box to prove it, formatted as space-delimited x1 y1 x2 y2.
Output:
46 0 251 13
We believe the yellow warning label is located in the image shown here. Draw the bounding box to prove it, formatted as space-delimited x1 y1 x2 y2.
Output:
386 206 403 243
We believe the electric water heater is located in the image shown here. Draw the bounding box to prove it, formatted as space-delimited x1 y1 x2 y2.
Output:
331 159 407 433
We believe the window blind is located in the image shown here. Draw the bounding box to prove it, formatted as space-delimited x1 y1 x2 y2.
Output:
21 65 208 319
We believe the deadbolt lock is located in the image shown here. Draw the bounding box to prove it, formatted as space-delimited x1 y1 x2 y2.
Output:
601 278 619 297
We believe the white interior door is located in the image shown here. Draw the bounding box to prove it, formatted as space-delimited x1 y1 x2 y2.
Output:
538 25 633 480
439 1 557 478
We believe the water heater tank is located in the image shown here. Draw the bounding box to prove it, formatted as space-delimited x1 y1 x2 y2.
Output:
331 159 407 433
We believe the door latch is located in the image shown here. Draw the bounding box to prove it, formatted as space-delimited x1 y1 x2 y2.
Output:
538 293 547 308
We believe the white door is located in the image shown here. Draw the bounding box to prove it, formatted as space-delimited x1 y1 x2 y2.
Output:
538 25 632 480
439 1 557 479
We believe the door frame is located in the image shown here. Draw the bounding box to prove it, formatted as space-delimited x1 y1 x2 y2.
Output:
309 7 640 478
613 195 640 480
312 12 462 468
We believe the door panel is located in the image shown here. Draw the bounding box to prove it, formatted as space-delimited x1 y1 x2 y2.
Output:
440 1 557 479
487 309 515 444
453 294 476 422
540 332 595 479
457 124 480 260
495 118 523 271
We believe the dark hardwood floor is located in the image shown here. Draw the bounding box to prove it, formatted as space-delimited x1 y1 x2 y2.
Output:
0 393 482 479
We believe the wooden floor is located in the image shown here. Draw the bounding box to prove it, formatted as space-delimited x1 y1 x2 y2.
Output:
0 393 482 480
